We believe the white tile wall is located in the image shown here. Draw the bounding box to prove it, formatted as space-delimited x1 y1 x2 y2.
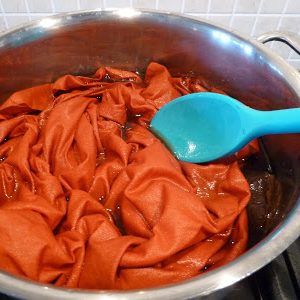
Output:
210 0 235 14
231 15 256 35
254 15 280 36
1 0 27 13
105 0 131 8
286 0 300 13
260 0 286 14
132 0 156 9
158 0 183 12
52 0 78 12
184 0 207 13
27 0 52 13
208 15 232 27
235 0 261 13
6 15 29 27
79 0 102 10
0 14 6 30
0 0 299 68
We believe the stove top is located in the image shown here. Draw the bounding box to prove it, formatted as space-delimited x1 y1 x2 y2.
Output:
204 238 300 300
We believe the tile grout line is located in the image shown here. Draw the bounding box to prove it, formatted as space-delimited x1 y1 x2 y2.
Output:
24 0 31 21
287 28 300 60
276 0 290 30
0 0 8 29
0 12 299 18
229 0 239 28
3 12 54 17
180 0 185 14
188 13 300 17
250 0 264 37
50 0 55 13
275 0 291 54
206 0 212 19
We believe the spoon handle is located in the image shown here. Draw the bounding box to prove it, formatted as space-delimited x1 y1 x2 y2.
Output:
254 107 300 136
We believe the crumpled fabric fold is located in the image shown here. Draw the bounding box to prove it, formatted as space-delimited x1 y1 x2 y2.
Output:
0 62 254 289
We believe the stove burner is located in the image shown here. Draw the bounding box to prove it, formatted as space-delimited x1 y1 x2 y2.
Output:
204 239 300 300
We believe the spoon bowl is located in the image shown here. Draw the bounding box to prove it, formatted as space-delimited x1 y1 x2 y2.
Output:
150 92 300 163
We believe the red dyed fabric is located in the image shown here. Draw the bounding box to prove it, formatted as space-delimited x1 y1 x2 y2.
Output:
0 62 252 289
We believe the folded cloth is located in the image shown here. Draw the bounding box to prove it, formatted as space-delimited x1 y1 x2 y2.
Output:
0 62 253 289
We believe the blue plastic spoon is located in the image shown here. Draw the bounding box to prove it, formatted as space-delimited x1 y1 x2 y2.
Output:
150 92 300 163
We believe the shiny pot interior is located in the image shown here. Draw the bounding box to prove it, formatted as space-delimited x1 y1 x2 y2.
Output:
0 9 299 300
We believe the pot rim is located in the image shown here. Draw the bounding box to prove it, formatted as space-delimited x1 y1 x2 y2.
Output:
0 8 299 300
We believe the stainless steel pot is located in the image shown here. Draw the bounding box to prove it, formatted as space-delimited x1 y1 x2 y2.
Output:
0 9 299 300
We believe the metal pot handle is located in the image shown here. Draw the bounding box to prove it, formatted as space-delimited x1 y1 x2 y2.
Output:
257 31 300 55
